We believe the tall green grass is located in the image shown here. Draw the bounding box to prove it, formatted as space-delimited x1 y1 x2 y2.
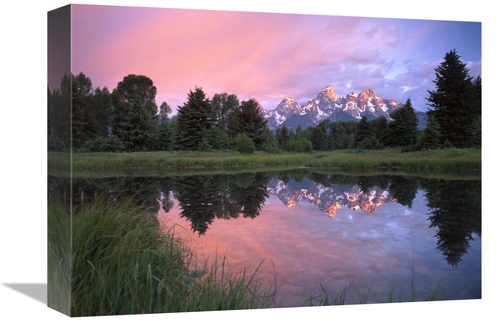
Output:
49 196 276 316
48 194 72 315
306 278 447 306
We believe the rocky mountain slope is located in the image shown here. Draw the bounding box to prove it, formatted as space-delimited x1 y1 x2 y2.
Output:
262 85 426 130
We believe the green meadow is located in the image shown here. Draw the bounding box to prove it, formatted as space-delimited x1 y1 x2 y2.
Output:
49 148 481 174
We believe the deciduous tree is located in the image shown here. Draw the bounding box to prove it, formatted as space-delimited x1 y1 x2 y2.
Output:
212 93 239 131
111 74 159 151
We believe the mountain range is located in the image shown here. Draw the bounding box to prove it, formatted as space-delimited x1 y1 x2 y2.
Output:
261 85 427 130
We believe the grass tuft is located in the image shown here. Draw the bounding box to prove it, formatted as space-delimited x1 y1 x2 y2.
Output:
49 195 276 316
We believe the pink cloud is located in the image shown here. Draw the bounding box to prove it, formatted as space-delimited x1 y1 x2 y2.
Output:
70 5 481 113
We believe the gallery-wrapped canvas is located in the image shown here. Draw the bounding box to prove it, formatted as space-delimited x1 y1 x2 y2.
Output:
47 3 481 318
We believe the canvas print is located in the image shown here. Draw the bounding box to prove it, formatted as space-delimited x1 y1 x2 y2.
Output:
47 3 481 317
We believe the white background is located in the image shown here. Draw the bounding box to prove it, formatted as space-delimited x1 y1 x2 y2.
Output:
1 1 496 320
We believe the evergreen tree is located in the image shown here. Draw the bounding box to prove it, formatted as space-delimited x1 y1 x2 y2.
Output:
71 75 88 149
468 76 482 148
318 119 333 150
467 115 481 149
329 121 356 149
386 99 419 147
157 121 174 151
426 49 481 148
471 75 482 114
111 74 159 151
295 125 303 137
228 99 269 149
353 116 373 148
373 116 389 147
89 86 113 139
417 115 442 150
311 125 327 150
175 87 216 151
329 121 345 149
101 135 125 152
234 133 256 154
71 72 115 150
48 84 70 151
276 125 291 149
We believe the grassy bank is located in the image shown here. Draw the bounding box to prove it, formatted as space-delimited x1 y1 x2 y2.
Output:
48 194 72 315
304 148 480 172
49 148 481 173
49 196 276 316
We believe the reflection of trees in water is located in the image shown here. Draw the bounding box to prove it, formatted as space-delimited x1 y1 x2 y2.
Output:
387 176 419 208
156 176 176 213
71 177 163 211
420 178 481 267
228 172 270 219
270 172 481 267
173 175 231 235
173 173 270 235
357 176 390 194
50 170 481 266
48 173 270 235
49 175 168 214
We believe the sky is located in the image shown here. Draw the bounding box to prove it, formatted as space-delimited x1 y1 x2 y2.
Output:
62 4 482 114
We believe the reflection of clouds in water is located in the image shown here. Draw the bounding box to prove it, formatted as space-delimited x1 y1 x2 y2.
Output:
159 188 480 306
402 209 413 216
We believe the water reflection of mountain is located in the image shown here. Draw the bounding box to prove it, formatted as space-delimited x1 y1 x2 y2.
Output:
267 177 397 218
48 170 481 267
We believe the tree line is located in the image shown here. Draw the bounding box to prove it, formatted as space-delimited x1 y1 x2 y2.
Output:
47 49 480 153
48 72 273 153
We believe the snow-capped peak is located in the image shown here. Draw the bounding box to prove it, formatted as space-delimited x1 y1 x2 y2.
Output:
263 85 404 130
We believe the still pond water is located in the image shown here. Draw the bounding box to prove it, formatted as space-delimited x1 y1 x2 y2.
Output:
56 169 481 306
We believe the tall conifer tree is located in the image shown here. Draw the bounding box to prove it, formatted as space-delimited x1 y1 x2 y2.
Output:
426 49 480 148
228 99 269 149
386 99 419 147
354 116 372 147
417 115 442 150
175 87 216 151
